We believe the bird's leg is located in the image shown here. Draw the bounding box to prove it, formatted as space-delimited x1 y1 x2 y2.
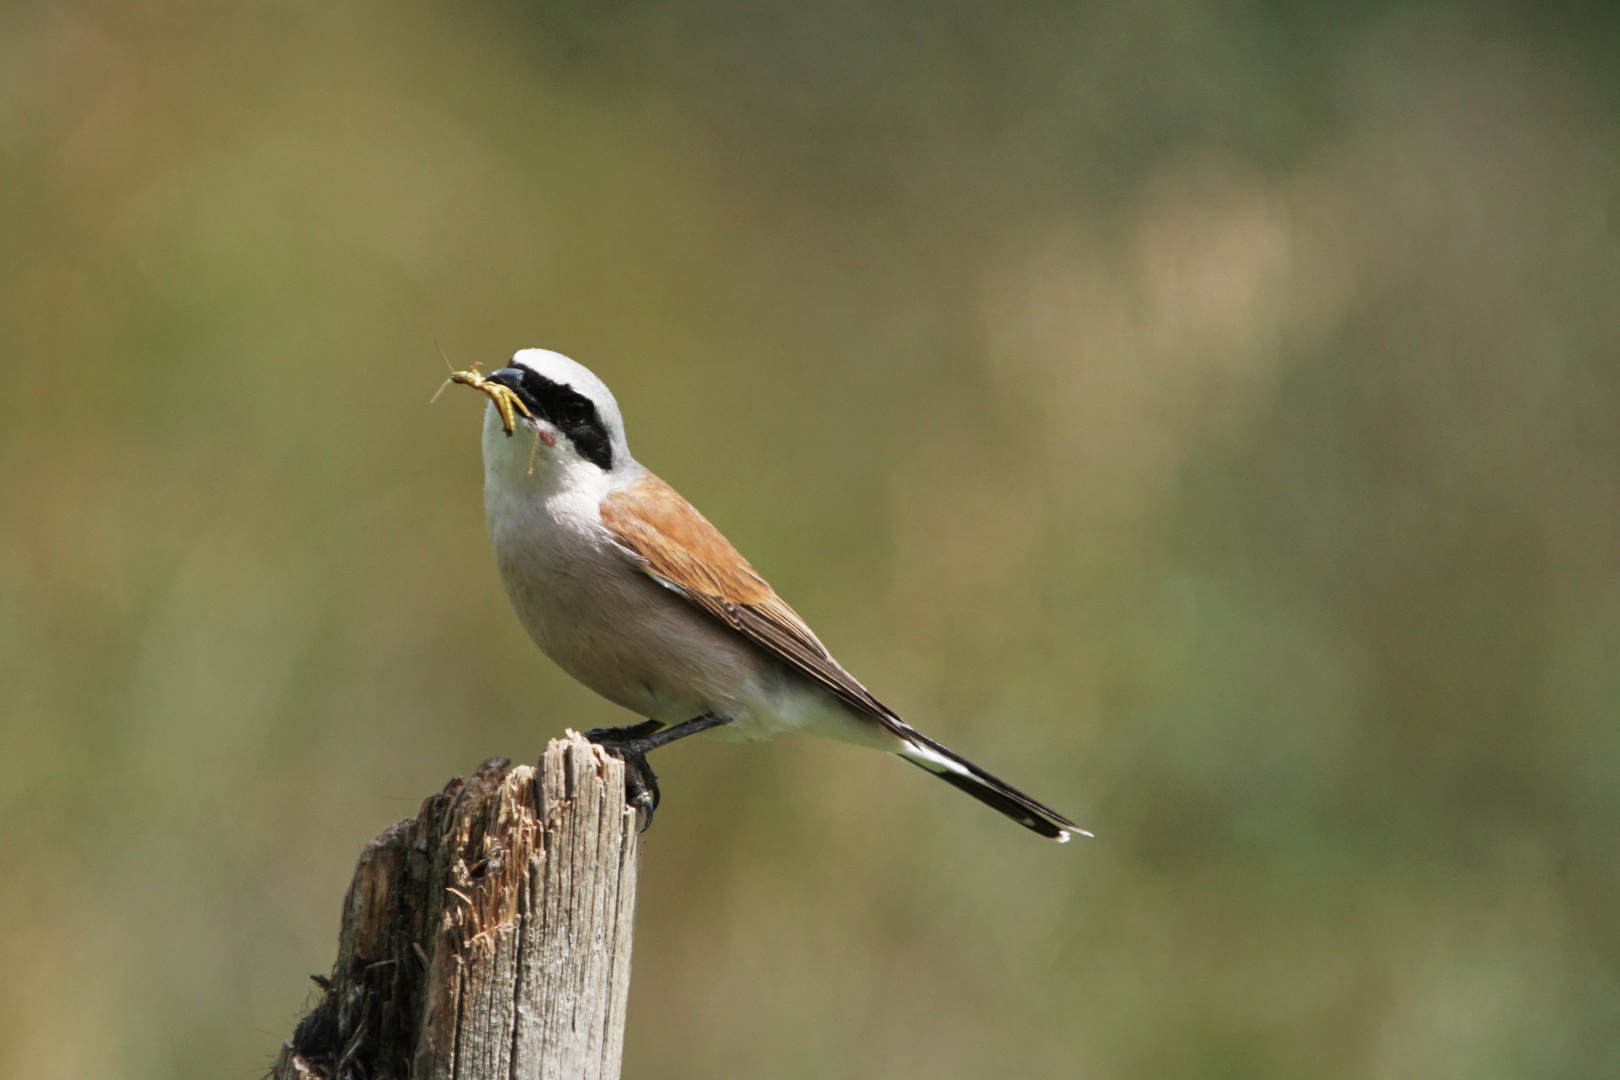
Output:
582 714 729 829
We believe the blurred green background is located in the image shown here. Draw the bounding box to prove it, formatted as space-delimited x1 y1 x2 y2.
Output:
3 1 1619 1077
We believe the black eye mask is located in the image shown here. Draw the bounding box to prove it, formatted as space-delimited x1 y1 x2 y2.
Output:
514 369 614 471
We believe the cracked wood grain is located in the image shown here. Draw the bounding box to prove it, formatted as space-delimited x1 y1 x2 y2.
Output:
271 732 640 1080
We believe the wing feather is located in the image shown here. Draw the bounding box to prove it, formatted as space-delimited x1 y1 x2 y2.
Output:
599 472 902 728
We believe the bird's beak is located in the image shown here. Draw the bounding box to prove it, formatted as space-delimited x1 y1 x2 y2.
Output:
487 367 525 393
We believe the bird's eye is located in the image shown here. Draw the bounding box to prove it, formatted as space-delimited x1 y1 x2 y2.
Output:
563 399 592 424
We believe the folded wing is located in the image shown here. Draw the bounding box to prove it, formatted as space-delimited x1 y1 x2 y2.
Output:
599 471 902 726
599 470 1086 841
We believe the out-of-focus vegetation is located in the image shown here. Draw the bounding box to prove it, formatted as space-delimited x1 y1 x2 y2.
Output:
3 1 1619 1077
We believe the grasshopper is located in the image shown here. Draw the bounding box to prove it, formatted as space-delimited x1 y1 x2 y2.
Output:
434 363 536 436
433 354 552 473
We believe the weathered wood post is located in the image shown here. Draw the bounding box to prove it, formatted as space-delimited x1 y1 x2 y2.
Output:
272 731 641 1080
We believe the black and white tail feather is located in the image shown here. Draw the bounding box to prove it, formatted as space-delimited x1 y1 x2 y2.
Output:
892 723 1090 842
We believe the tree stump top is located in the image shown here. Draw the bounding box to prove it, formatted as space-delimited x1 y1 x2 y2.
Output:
274 732 640 1080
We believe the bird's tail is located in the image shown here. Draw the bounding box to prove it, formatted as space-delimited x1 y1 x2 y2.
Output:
892 726 1090 842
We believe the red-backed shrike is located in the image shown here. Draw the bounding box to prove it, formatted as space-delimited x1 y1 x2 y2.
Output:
452 348 1086 841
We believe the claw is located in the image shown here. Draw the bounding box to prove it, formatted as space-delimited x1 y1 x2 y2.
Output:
622 755 661 829
584 721 666 829
578 715 729 831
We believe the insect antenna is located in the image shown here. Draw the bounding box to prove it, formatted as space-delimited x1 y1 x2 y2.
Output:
430 340 462 403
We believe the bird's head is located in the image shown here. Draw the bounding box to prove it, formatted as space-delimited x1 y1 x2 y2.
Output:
471 349 633 486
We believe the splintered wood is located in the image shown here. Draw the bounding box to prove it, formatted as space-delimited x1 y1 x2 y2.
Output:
272 733 641 1080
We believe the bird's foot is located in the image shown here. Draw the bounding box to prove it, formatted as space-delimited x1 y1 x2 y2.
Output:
583 720 666 828
582 714 730 831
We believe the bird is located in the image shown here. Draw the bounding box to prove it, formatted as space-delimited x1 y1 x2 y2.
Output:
451 348 1088 842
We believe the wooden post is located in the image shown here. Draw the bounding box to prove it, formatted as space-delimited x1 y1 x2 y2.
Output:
272 732 642 1080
